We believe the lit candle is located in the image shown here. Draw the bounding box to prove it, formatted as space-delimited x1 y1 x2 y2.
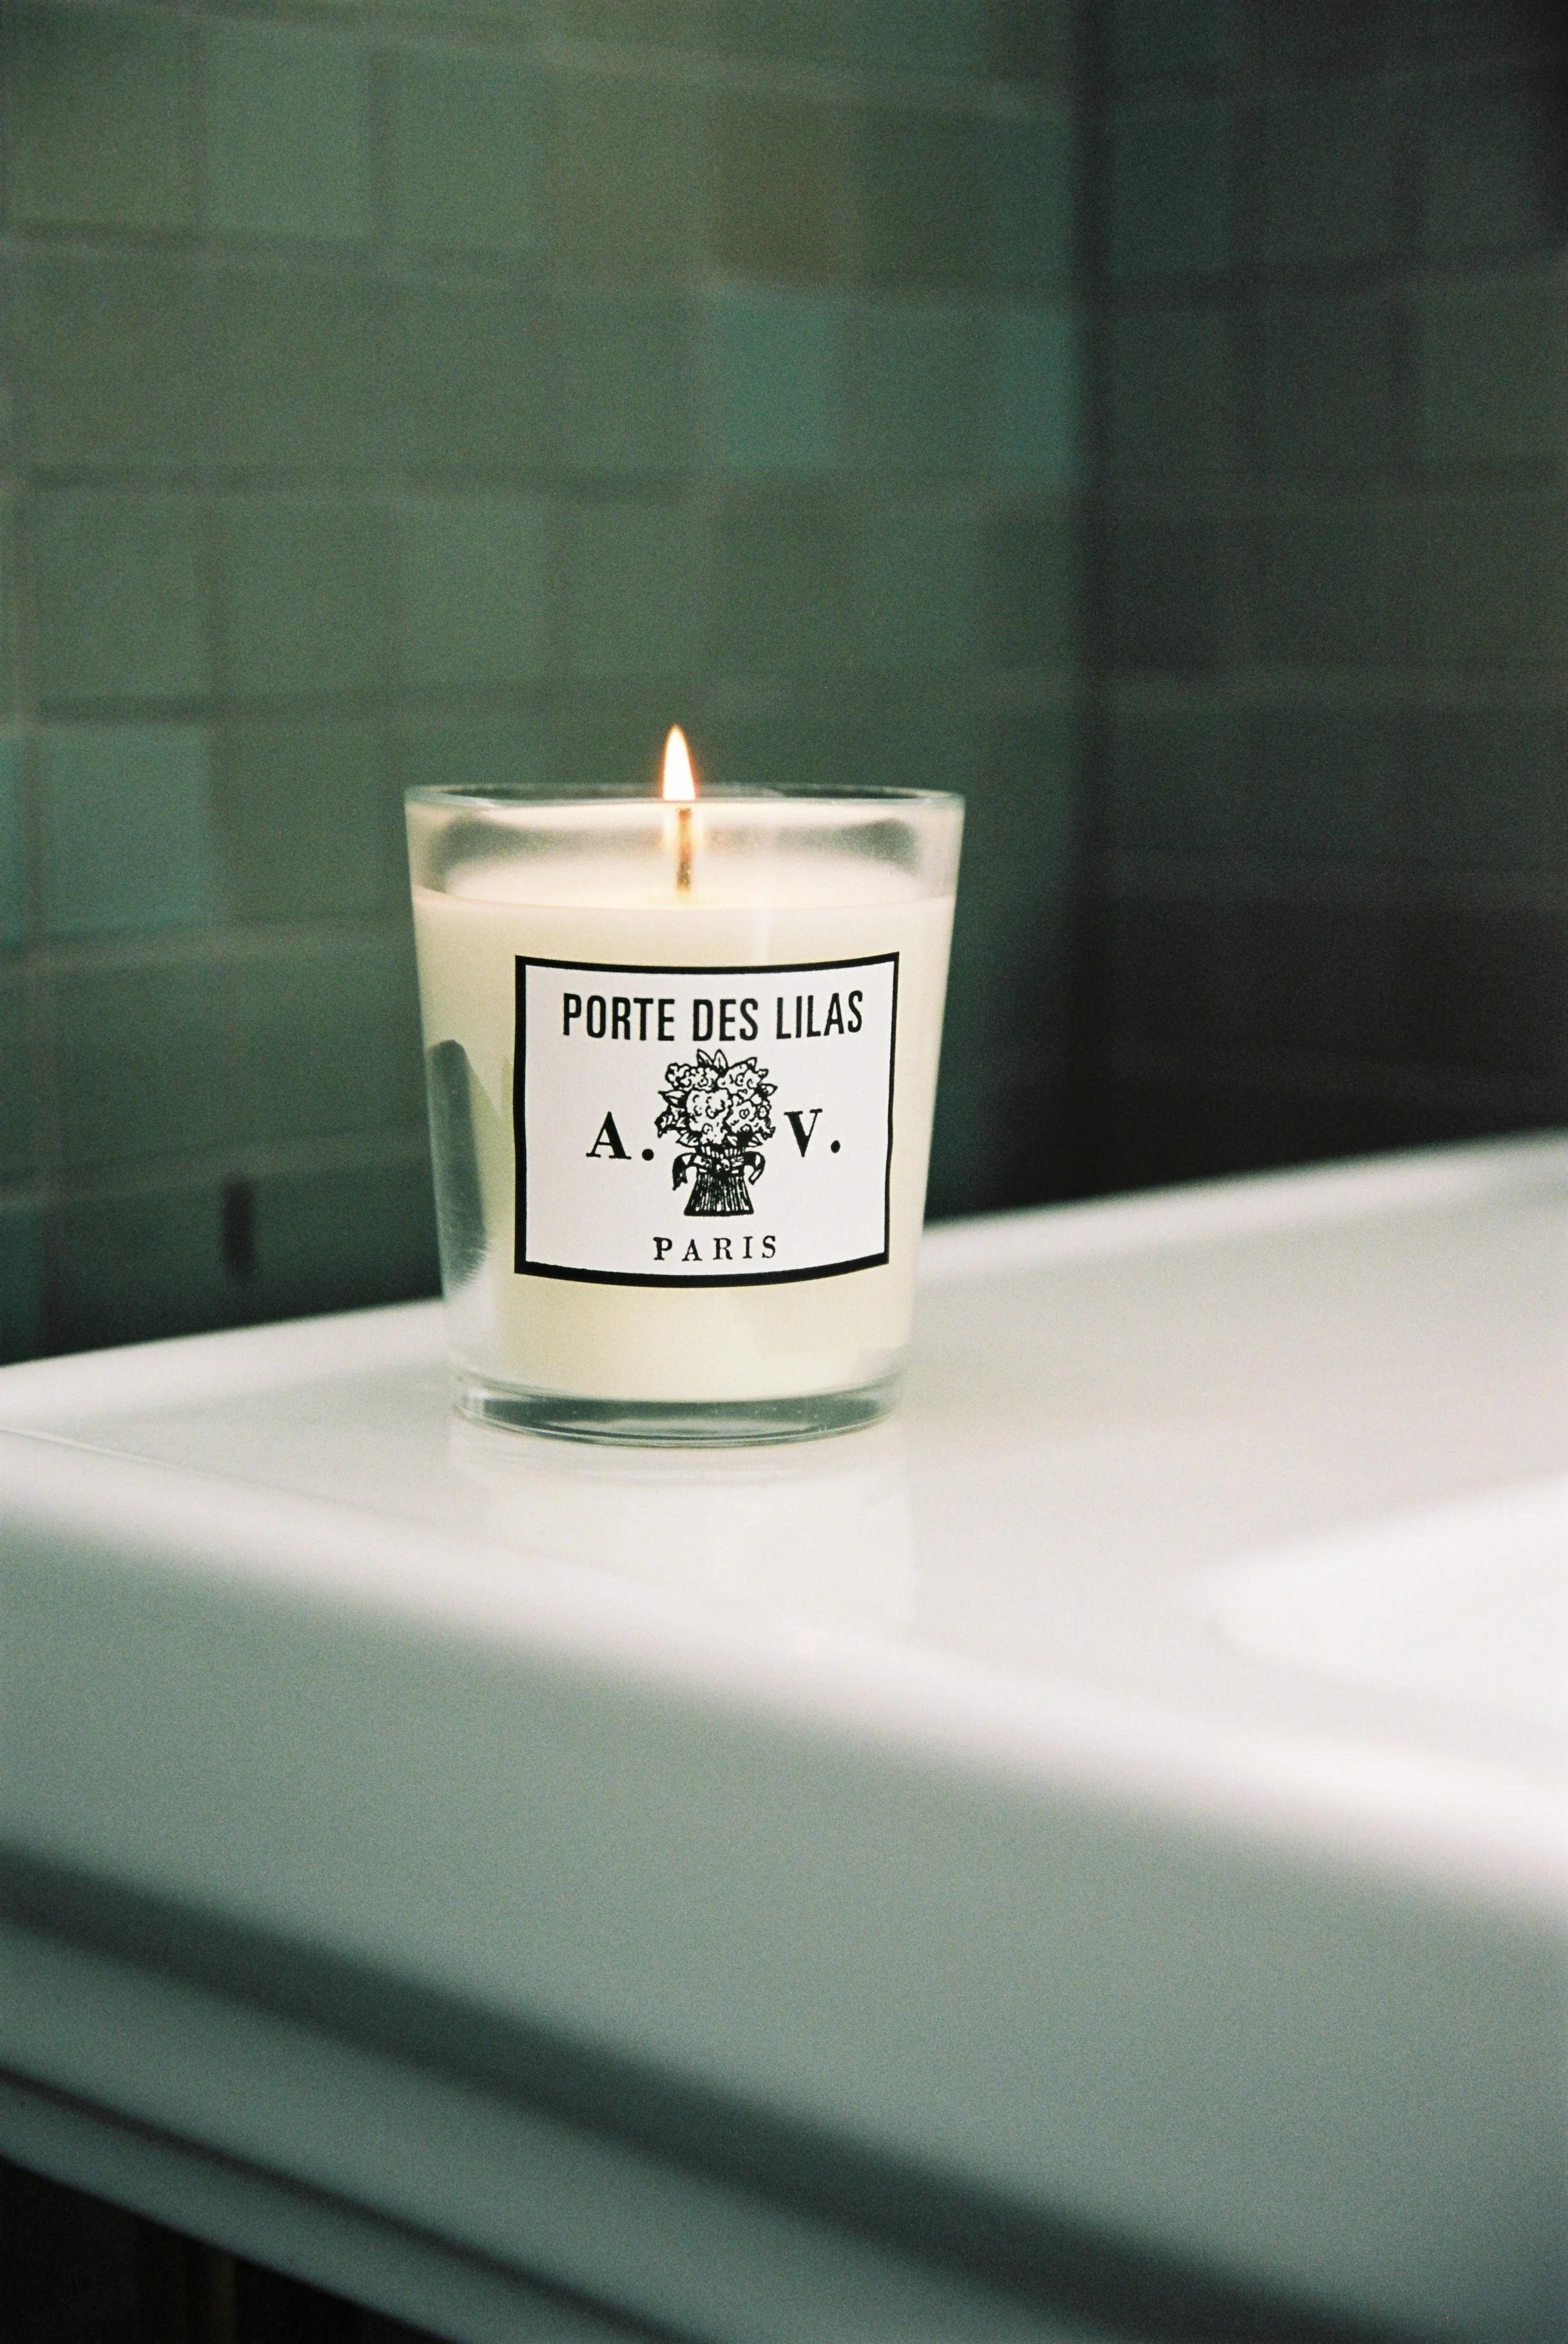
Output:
664 723 695 893
407 739 961 1444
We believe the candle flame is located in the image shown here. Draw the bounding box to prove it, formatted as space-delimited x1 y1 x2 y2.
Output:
661 726 696 803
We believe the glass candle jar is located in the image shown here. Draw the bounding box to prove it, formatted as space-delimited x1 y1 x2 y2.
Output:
407 779 962 1444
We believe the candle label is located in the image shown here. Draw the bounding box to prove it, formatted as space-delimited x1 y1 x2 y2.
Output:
514 954 898 1285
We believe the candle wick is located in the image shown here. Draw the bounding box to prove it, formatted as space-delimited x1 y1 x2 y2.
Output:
675 803 693 895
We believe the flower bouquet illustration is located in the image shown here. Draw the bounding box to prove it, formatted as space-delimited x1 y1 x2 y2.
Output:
656 1050 777 1216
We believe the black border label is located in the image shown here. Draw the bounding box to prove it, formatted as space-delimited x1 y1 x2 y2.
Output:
514 953 899 1288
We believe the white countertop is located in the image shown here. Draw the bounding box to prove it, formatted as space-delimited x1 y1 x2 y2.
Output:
1 1139 1563 2344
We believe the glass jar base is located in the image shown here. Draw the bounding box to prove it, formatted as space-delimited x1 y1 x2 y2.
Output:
453 1370 901 1448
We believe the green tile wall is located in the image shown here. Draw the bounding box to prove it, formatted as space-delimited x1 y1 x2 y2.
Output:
39 727 216 938
33 490 208 702
9 3 197 232
0 0 1085 1355
6 0 1563 1361
1092 0 1568 1191
205 22 372 244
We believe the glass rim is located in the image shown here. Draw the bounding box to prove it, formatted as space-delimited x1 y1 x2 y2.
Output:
405 781 964 813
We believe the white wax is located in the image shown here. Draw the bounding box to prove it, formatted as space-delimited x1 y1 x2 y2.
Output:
412 851 953 1402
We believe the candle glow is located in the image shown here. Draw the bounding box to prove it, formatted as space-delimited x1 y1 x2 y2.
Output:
661 727 695 803
663 725 695 894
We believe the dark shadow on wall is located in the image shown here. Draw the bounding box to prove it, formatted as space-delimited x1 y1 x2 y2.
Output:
1071 0 1568 1199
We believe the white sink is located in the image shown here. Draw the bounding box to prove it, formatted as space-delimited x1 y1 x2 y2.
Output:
1209 1475 1568 1736
1 1137 1563 2344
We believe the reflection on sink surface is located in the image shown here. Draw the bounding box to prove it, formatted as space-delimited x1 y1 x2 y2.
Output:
1205 1475 1568 1736
448 1417 917 1633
